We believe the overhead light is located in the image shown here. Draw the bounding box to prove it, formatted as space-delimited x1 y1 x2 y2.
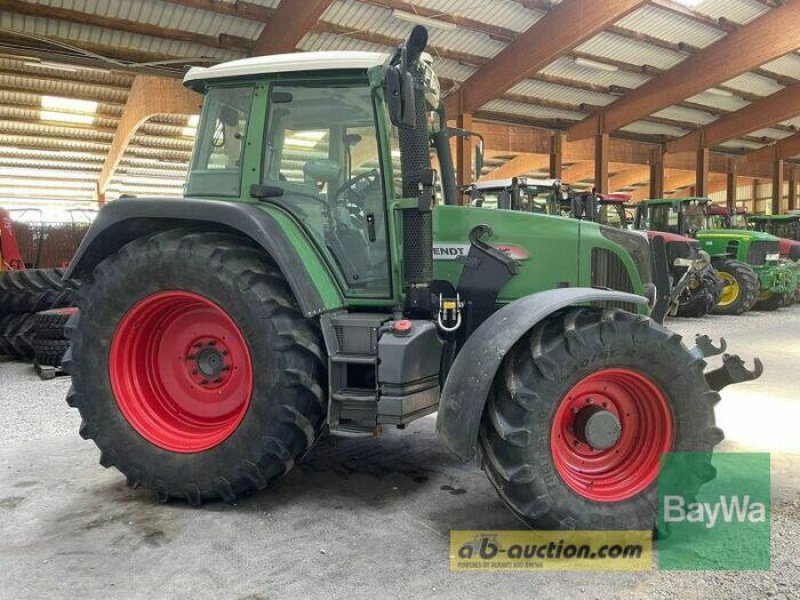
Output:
25 61 77 73
574 57 619 72
674 0 703 7
40 110 95 125
25 60 110 74
187 114 200 127
707 87 733 97
293 130 327 141
392 9 457 31
41 96 98 114
285 137 318 148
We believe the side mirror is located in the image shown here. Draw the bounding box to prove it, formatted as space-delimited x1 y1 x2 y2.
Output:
386 66 416 129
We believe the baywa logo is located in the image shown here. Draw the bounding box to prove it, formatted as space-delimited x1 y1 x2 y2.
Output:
663 494 767 529
658 452 770 571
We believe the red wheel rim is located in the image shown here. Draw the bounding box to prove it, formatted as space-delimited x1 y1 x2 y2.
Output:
550 368 673 502
109 291 253 453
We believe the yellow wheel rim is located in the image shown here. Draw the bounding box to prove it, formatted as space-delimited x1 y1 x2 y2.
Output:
718 272 740 307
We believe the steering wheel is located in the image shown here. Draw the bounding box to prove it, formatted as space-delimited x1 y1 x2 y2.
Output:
331 169 380 207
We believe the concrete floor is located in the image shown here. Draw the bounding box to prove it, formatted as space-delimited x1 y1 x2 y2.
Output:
1 308 799 600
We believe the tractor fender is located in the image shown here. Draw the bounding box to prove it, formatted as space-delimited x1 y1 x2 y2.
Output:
63 197 337 317
435 287 649 462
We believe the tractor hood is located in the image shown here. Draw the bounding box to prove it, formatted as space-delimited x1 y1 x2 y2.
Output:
643 230 695 244
697 229 780 242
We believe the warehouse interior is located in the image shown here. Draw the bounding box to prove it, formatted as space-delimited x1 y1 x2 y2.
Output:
1 1 799 598
0 0 798 215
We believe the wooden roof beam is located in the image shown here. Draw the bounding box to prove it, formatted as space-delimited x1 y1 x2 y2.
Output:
358 0 517 43
567 0 800 141
481 153 551 179
740 132 800 167
668 82 800 153
97 75 201 200
443 0 648 116
253 0 335 55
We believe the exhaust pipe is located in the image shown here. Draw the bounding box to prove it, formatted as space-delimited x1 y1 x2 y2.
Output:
398 26 435 317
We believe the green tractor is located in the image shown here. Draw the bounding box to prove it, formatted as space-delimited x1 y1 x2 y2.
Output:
63 28 761 530
746 214 800 305
635 198 796 313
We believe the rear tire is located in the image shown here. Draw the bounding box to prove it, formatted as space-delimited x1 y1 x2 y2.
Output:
0 313 36 360
0 268 78 315
711 260 759 315
66 229 327 505
33 337 70 367
479 307 722 530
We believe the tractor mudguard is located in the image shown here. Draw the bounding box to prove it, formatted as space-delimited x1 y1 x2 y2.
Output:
63 197 339 317
435 287 649 462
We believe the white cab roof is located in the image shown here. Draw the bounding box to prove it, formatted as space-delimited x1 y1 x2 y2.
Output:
184 51 387 85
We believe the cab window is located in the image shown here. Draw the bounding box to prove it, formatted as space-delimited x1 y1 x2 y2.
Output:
187 86 254 197
264 81 390 298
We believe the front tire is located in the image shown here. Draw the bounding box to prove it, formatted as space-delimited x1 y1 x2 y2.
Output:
66 229 327 505
711 259 759 315
753 290 785 312
479 307 722 530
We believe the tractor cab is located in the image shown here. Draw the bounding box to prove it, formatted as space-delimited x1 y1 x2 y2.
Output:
634 197 751 237
706 204 750 231
464 177 560 213
594 193 632 229
748 214 800 262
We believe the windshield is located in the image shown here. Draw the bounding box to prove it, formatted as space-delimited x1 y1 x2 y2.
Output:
598 203 627 228
706 214 729 230
263 79 391 297
683 202 705 232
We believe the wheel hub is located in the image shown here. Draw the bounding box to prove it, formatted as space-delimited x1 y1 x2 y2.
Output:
187 338 231 387
573 405 621 450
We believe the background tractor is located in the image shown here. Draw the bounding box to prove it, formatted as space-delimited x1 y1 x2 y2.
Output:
463 176 559 213
745 214 800 305
62 28 759 531
635 198 795 314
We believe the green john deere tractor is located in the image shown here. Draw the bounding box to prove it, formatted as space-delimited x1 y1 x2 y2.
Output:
63 28 761 530
635 197 796 313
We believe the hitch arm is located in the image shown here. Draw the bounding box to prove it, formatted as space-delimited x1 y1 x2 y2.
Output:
689 334 727 359
705 354 764 392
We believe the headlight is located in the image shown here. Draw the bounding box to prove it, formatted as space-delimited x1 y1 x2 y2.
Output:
766 253 780 262
673 257 693 267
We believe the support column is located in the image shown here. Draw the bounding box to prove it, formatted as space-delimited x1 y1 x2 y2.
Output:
455 112 473 195
772 158 784 215
649 146 664 199
549 132 563 179
726 158 737 212
594 133 609 194
789 167 797 212
696 147 710 197
752 178 760 214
